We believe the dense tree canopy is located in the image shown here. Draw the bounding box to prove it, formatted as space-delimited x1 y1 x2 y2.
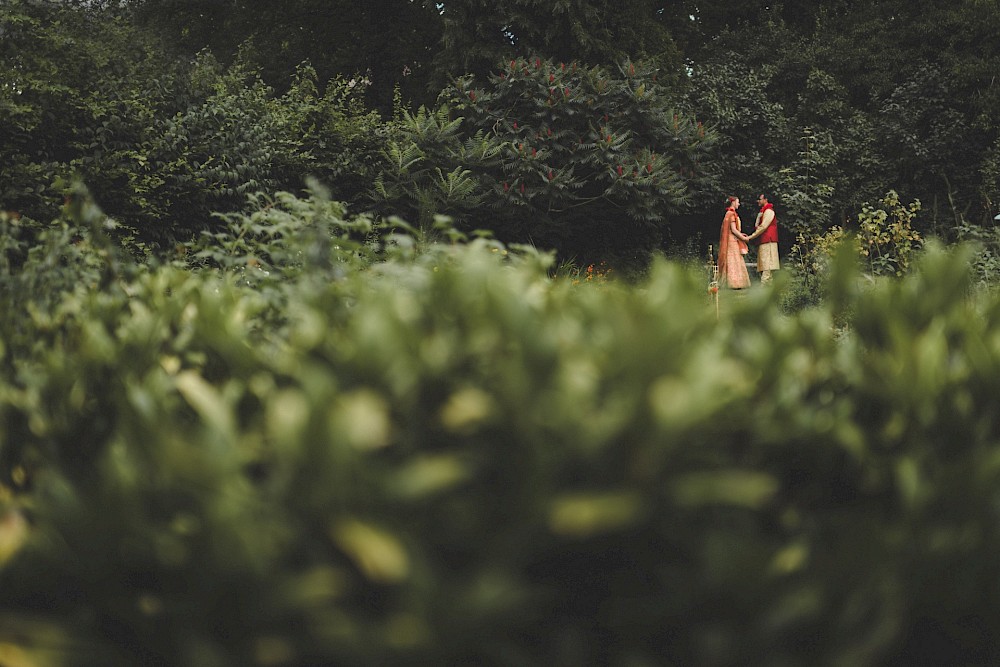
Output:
433 0 683 87
129 0 444 113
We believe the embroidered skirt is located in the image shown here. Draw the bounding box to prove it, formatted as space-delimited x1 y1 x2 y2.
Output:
720 243 750 289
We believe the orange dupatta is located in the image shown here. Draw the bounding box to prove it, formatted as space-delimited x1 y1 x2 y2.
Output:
717 207 748 276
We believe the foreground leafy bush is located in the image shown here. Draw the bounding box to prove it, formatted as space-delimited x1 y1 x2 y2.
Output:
2 204 1000 665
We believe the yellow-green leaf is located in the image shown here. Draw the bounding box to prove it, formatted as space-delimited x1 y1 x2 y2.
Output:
331 519 409 584
670 470 779 509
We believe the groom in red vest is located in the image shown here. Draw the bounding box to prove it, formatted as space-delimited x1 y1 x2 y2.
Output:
746 193 780 283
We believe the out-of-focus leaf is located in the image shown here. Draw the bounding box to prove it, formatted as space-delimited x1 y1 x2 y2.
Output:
548 491 644 537
331 519 409 584
670 470 779 509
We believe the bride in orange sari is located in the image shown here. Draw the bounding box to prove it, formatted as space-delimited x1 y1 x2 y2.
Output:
718 196 750 289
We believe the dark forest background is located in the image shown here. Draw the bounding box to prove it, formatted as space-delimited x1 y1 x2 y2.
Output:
3 0 999 264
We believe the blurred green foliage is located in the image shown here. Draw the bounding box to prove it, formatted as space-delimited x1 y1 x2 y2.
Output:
3 194 1000 666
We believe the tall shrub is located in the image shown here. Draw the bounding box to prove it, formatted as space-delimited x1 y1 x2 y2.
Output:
856 190 923 277
375 57 721 265
0 1 150 220
271 66 388 209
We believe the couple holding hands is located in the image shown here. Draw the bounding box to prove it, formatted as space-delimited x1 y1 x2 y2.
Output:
717 193 780 290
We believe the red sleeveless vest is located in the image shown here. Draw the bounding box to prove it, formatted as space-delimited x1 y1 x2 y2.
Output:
758 203 778 244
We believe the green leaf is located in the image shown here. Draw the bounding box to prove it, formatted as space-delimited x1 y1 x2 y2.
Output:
670 470 779 509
